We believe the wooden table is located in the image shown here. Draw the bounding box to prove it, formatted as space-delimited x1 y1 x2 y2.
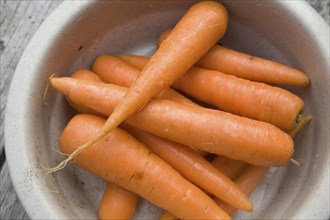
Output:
1 1 329 219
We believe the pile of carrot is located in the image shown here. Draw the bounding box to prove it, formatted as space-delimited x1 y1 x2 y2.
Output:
46 1 312 219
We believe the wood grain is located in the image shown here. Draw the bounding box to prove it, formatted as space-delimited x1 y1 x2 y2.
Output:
0 1 328 219
0 1 62 219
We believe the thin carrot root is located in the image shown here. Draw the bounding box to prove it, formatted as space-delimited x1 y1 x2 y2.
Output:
44 132 107 174
39 162 60 194
288 115 313 137
51 147 70 156
38 147 70 172
288 115 312 166
41 173 60 194
290 158 301 166
42 73 56 105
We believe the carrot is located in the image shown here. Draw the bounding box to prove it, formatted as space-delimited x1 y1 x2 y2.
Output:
50 77 294 167
215 115 313 215
288 115 313 137
60 114 231 219
171 67 304 131
71 69 104 82
118 54 304 131
50 1 229 171
211 156 248 180
122 123 253 212
98 182 138 220
92 55 198 107
158 29 310 87
119 54 149 70
219 165 269 215
66 69 106 117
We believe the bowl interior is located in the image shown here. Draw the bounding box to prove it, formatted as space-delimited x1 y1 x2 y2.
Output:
5 0 329 219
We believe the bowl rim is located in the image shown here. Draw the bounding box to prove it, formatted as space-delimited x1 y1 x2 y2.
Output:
4 1 95 219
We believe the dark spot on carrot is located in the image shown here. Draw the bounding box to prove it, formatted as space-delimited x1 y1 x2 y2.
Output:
78 45 83 51
129 171 144 182
105 136 112 143
249 56 254 61
80 181 84 186
205 153 217 162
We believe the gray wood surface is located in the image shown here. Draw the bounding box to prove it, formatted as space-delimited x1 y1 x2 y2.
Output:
1 1 62 219
0 1 329 219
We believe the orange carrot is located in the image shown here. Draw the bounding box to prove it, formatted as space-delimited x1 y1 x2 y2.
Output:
211 156 248 180
60 114 231 219
219 165 269 215
50 77 294 167
158 29 310 87
51 1 229 171
67 69 106 117
118 54 304 131
122 123 253 212
215 115 312 215
288 115 313 137
98 182 137 220
119 54 149 70
71 69 104 82
92 55 198 107
171 66 304 131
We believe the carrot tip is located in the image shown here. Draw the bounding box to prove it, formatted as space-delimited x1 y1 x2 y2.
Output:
41 168 60 194
289 115 313 137
304 78 311 87
43 73 57 106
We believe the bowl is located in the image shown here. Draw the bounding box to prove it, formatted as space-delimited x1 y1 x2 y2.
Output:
4 1 329 219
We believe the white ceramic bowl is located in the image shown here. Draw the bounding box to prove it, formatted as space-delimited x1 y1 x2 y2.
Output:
5 1 329 219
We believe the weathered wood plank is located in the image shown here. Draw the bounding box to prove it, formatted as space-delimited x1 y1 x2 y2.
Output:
0 0 62 161
0 162 29 220
1 1 62 219
307 0 330 25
